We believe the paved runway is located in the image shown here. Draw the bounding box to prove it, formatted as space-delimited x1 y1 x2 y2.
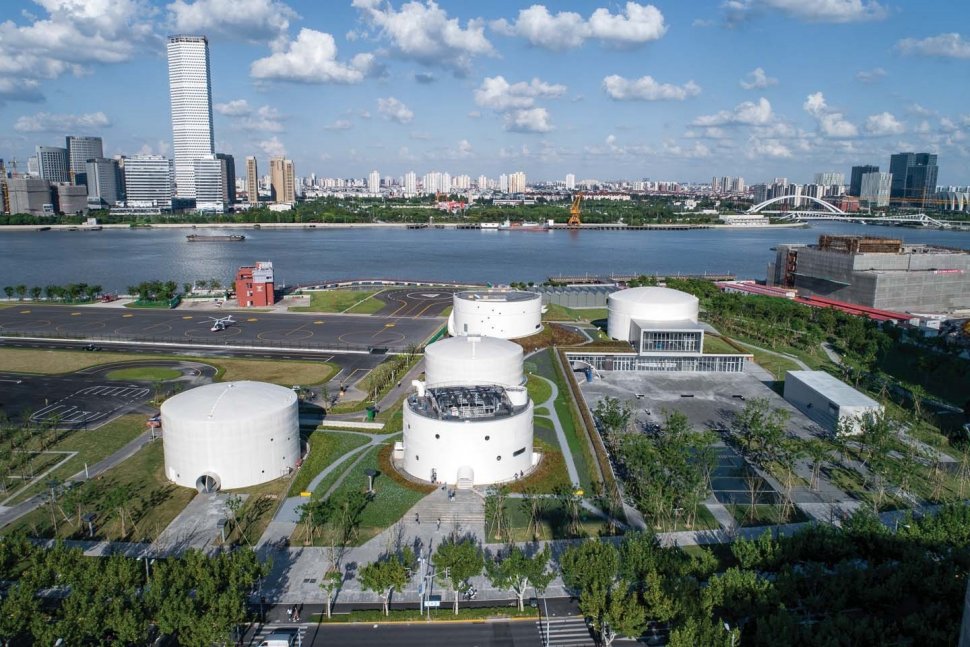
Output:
374 287 459 317
0 305 443 351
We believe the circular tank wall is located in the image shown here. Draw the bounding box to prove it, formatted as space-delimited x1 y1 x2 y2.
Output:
161 381 300 491
448 290 542 339
424 336 524 387
607 287 700 342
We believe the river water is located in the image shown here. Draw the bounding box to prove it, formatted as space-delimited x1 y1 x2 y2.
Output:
2 223 969 293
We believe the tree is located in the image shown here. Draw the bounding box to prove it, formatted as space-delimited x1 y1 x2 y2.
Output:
560 540 619 596
359 555 409 616
432 538 484 615
14 285 26 301
485 545 554 611
319 569 343 620
183 282 193 295
103 484 133 538
804 438 830 491
587 584 646 647
29 286 42 301
519 487 544 540
485 485 510 542
2 286 12 300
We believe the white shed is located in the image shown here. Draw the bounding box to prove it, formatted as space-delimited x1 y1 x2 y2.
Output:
783 370 883 435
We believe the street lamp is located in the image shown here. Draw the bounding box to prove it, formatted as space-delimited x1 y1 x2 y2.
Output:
365 469 378 494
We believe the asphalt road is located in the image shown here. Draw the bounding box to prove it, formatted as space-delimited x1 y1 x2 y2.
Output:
283 620 542 647
0 305 443 352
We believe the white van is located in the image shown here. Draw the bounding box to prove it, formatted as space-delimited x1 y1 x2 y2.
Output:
259 633 296 647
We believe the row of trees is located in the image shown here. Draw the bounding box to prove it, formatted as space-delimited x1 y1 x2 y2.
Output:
2 283 103 303
0 537 267 645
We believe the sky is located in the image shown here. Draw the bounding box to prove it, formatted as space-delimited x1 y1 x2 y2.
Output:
1 0 969 185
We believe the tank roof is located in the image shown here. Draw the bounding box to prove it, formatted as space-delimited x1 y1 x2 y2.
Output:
408 385 527 421
161 381 296 422
425 335 523 360
609 286 698 306
456 289 540 302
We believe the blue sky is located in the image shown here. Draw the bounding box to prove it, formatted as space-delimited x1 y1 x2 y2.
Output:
1 0 968 184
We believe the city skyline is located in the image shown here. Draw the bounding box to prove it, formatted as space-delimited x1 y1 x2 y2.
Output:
0 1 968 184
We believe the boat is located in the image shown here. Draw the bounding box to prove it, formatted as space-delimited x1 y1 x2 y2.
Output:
479 222 500 229
186 234 246 242
498 219 550 231
37 226 51 231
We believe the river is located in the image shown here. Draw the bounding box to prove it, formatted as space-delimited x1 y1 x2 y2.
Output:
2 223 969 293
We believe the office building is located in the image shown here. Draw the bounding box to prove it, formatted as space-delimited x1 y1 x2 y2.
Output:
770 235 970 312
269 157 295 204
66 136 103 185
508 171 526 194
54 183 88 215
245 156 259 204
84 158 122 207
193 155 225 212
859 172 892 208
167 35 214 200
215 153 236 205
889 152 939 207
124 155 174 209
36 146 69 183
7 178 53 216
368 169 380 195
849 165 878 197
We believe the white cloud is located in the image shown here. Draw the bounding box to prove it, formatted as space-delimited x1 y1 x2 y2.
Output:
167 0 297 43
803 91 858 137
14 111 111 133
694 97 773 126
378 97 414 124
504 108 554 133
214 99 252 116
467 111 482 119
258 136 286 157
739 67 777 90
662 140 711 159
324 119 353 130
896 33 970 59
352 0 494 73
746 136 792 158
603 75 700 101
474 76 567 110
854 67 886 83
492 2 666 50
250 29 375 84
457 139 473 156
727 0 887 24
414 72 436 84
864 112 904 136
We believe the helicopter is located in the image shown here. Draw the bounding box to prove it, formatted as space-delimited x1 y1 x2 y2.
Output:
205 315 236 332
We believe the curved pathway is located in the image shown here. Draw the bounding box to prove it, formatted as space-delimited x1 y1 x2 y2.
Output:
531 374 581 487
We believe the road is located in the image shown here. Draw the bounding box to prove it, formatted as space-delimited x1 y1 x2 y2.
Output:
303 619 542 646
0 304 443 352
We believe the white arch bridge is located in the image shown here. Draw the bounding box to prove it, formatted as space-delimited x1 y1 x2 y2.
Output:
746 195 948 228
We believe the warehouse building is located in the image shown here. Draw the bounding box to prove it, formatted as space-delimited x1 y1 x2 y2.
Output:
783 370 882 435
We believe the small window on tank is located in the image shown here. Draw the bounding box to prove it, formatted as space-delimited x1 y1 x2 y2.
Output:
435 434 440 439
485 435 490 441
496 455 502 461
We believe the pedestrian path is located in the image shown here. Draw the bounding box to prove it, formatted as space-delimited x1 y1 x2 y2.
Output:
538 616 594 646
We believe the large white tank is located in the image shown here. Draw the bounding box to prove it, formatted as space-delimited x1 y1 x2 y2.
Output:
161 381 300 491
448 289 542 339
607 287 699 342
424 336 524 387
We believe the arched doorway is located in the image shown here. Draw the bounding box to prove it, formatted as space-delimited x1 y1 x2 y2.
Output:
195 473 221 493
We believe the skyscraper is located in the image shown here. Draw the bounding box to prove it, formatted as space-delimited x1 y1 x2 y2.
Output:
565 173 576 190
194 155 225 212
860 172 892 208
66 136 103 185
85 158 122 207
269 157 295 204
167 35 214 200
124 155 174 209
35 146 69 183
245 156 259 204
508 171 526 194
368 170 380 194
403 171 417 195
216 153 236 205
849 165 879 197
889 152 939 207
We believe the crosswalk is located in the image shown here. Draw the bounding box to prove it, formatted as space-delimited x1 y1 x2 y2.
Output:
249 624 307 646
537 616 594 646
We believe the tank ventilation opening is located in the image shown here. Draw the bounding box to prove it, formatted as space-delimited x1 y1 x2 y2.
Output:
196 473 221 493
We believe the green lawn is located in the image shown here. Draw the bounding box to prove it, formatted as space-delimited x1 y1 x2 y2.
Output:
726 503 810 528
288 431 371 496
527 374 552 406
105 366 182 382
491 496 617 542
508 439 571 494
290 289 384 313
701 335 745 355
541 304 608 323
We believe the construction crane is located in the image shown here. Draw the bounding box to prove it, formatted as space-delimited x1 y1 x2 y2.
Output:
567 192 583 228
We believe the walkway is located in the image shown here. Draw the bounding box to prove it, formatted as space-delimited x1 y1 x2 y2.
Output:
531 374 581 487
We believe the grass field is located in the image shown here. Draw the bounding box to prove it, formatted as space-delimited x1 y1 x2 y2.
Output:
105 366 182 381
287 431 371 496
527 374 553 406
541 304 608 323
507 438 571 494
726 503 810 528
289 289 384 314
0 348 336 386
491 497 617 542
2 414 148 506
702 335 745 355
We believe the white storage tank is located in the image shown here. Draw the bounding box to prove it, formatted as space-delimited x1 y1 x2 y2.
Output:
448 289 543 339
607 286 699 342
424 336 524 387
161 381 300 491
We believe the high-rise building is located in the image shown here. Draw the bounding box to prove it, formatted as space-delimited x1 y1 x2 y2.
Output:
498 173 509 193
269 157 295 204
508 171 526 194
860 172 892 208
36 146 69 183
54 183 88 215
85 158 122 207
849 165 878 197
124 155 174 208
889 152 939 207
167 35 214 200
216 153 236 205
7 178 53 216
813 171 844 188
565 173 576 191
403 171 417 195
245 156 259 204
194 155 226 212
368 170 380 194
66 136 103 185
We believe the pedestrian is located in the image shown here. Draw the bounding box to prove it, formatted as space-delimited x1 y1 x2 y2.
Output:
436 517 441 530
415 512 420 524
286 606 293 622
295 605 301 622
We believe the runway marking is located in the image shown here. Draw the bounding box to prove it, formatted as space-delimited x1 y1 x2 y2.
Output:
313 320 325 324
122 314 134 318
19 310 30 314
413 302 439 318
182 316 193 320
71 312 81 316
384 323 395 328
247 318 259 322
343 368 369 385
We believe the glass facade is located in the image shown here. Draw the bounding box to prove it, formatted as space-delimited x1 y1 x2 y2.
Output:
640 330 702 353
567 352 748 373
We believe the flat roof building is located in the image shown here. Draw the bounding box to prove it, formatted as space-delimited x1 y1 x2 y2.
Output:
784 370 882 435
235 261 275 307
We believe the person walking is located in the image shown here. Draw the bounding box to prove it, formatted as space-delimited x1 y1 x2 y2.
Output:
415 512 420 524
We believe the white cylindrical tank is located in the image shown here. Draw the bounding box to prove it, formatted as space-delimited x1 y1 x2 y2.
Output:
161 381 300 491
403 396 534 485
607 287 700 342
424 336 524 387
448 289 542 339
